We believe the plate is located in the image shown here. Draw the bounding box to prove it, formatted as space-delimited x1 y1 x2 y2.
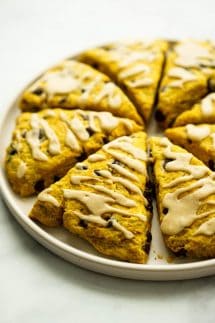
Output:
0 89 215 281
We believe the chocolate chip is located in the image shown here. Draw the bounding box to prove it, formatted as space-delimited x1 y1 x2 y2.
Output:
142 231 152 254
76 163 88 170
76 152 87 162
208 78 215 92
92 63 99 69
174 248 187 257
155 109 166 122
145 203 153 213
188 139 193 144
112 159 124 166
81 88 86 93
59 97 66 104
106 220 113 228
39 129 46 140
208 159 215 171
53 175 60 182
86 127 95 136
79 219 88 228
21 130 27 138
34 180 45 192
32 88 43 95
102 137 109 144
144 181 155 206
81 114 89 121
94 170 101 176
8 144 17 156
163 207 169 215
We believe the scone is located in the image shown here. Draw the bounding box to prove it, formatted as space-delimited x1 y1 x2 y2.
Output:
5 109 142 196
19 60 143 125
174 93 215 126
165 124 215 171
77 40 168 122
29 132 153 263
155 40 215 128
150 136 215 258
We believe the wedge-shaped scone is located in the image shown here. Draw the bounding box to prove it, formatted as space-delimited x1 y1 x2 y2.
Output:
5 109 142 196
166 124 215 171
174 93 215 126
150 136 215 258
30 132 153 263
19 60 143 125
155 40 215 128
77 40 168 122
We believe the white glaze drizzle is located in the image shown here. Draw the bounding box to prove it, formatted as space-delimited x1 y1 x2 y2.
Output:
73 211 107 226
168 67 196 88
118 64 150 79
42 110 57 118
63 189 146 221
43 69 79 94
127 78 153 88
109 218 134 239
105 137 147 160
70 175 100 185
109 163 139 181
88 154 106 162
32 60 123 109
94 82 121 108
161 174 215 235
26 128 48 161
159 138 215 235
175 41 215 68
26 114 61 160
38 188 60 207
161 138 208 188
86 184 136 207
201 93 215 117
73 211 134 239
186 124 211 141
17 161 27 178
65 128 81 151
104 43 154 88
194 218 215 236
69 116 89 141
92 169 144 197
103 147 146 174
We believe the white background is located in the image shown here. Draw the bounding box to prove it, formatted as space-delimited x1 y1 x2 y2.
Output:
0 0 215 322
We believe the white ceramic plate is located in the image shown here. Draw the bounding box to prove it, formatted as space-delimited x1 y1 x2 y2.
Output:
1 92 215 281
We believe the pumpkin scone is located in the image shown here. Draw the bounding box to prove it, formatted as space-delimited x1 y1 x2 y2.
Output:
19 60 143 125
5 109 142 196
174 93 215 126
77 40 168 122
165 124 215 171
150 136 215 258
30 132 153 263
155 40 215 128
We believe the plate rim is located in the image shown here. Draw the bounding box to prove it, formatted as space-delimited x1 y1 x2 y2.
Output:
1 75 215 280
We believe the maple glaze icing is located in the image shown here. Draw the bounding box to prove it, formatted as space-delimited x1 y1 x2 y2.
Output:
160 138 215 236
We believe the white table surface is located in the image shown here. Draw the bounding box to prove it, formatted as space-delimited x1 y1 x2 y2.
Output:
0 0 215 322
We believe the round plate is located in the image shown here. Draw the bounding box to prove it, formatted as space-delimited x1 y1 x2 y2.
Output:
1 92 215 281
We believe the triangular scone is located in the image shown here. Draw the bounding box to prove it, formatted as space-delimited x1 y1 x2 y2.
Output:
165 124 215 171
150 136 215 258
30 132 153 263
77 40 168 122
174 93 215 126
19 60 143 125
5 109 142 196
155 40 215 128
